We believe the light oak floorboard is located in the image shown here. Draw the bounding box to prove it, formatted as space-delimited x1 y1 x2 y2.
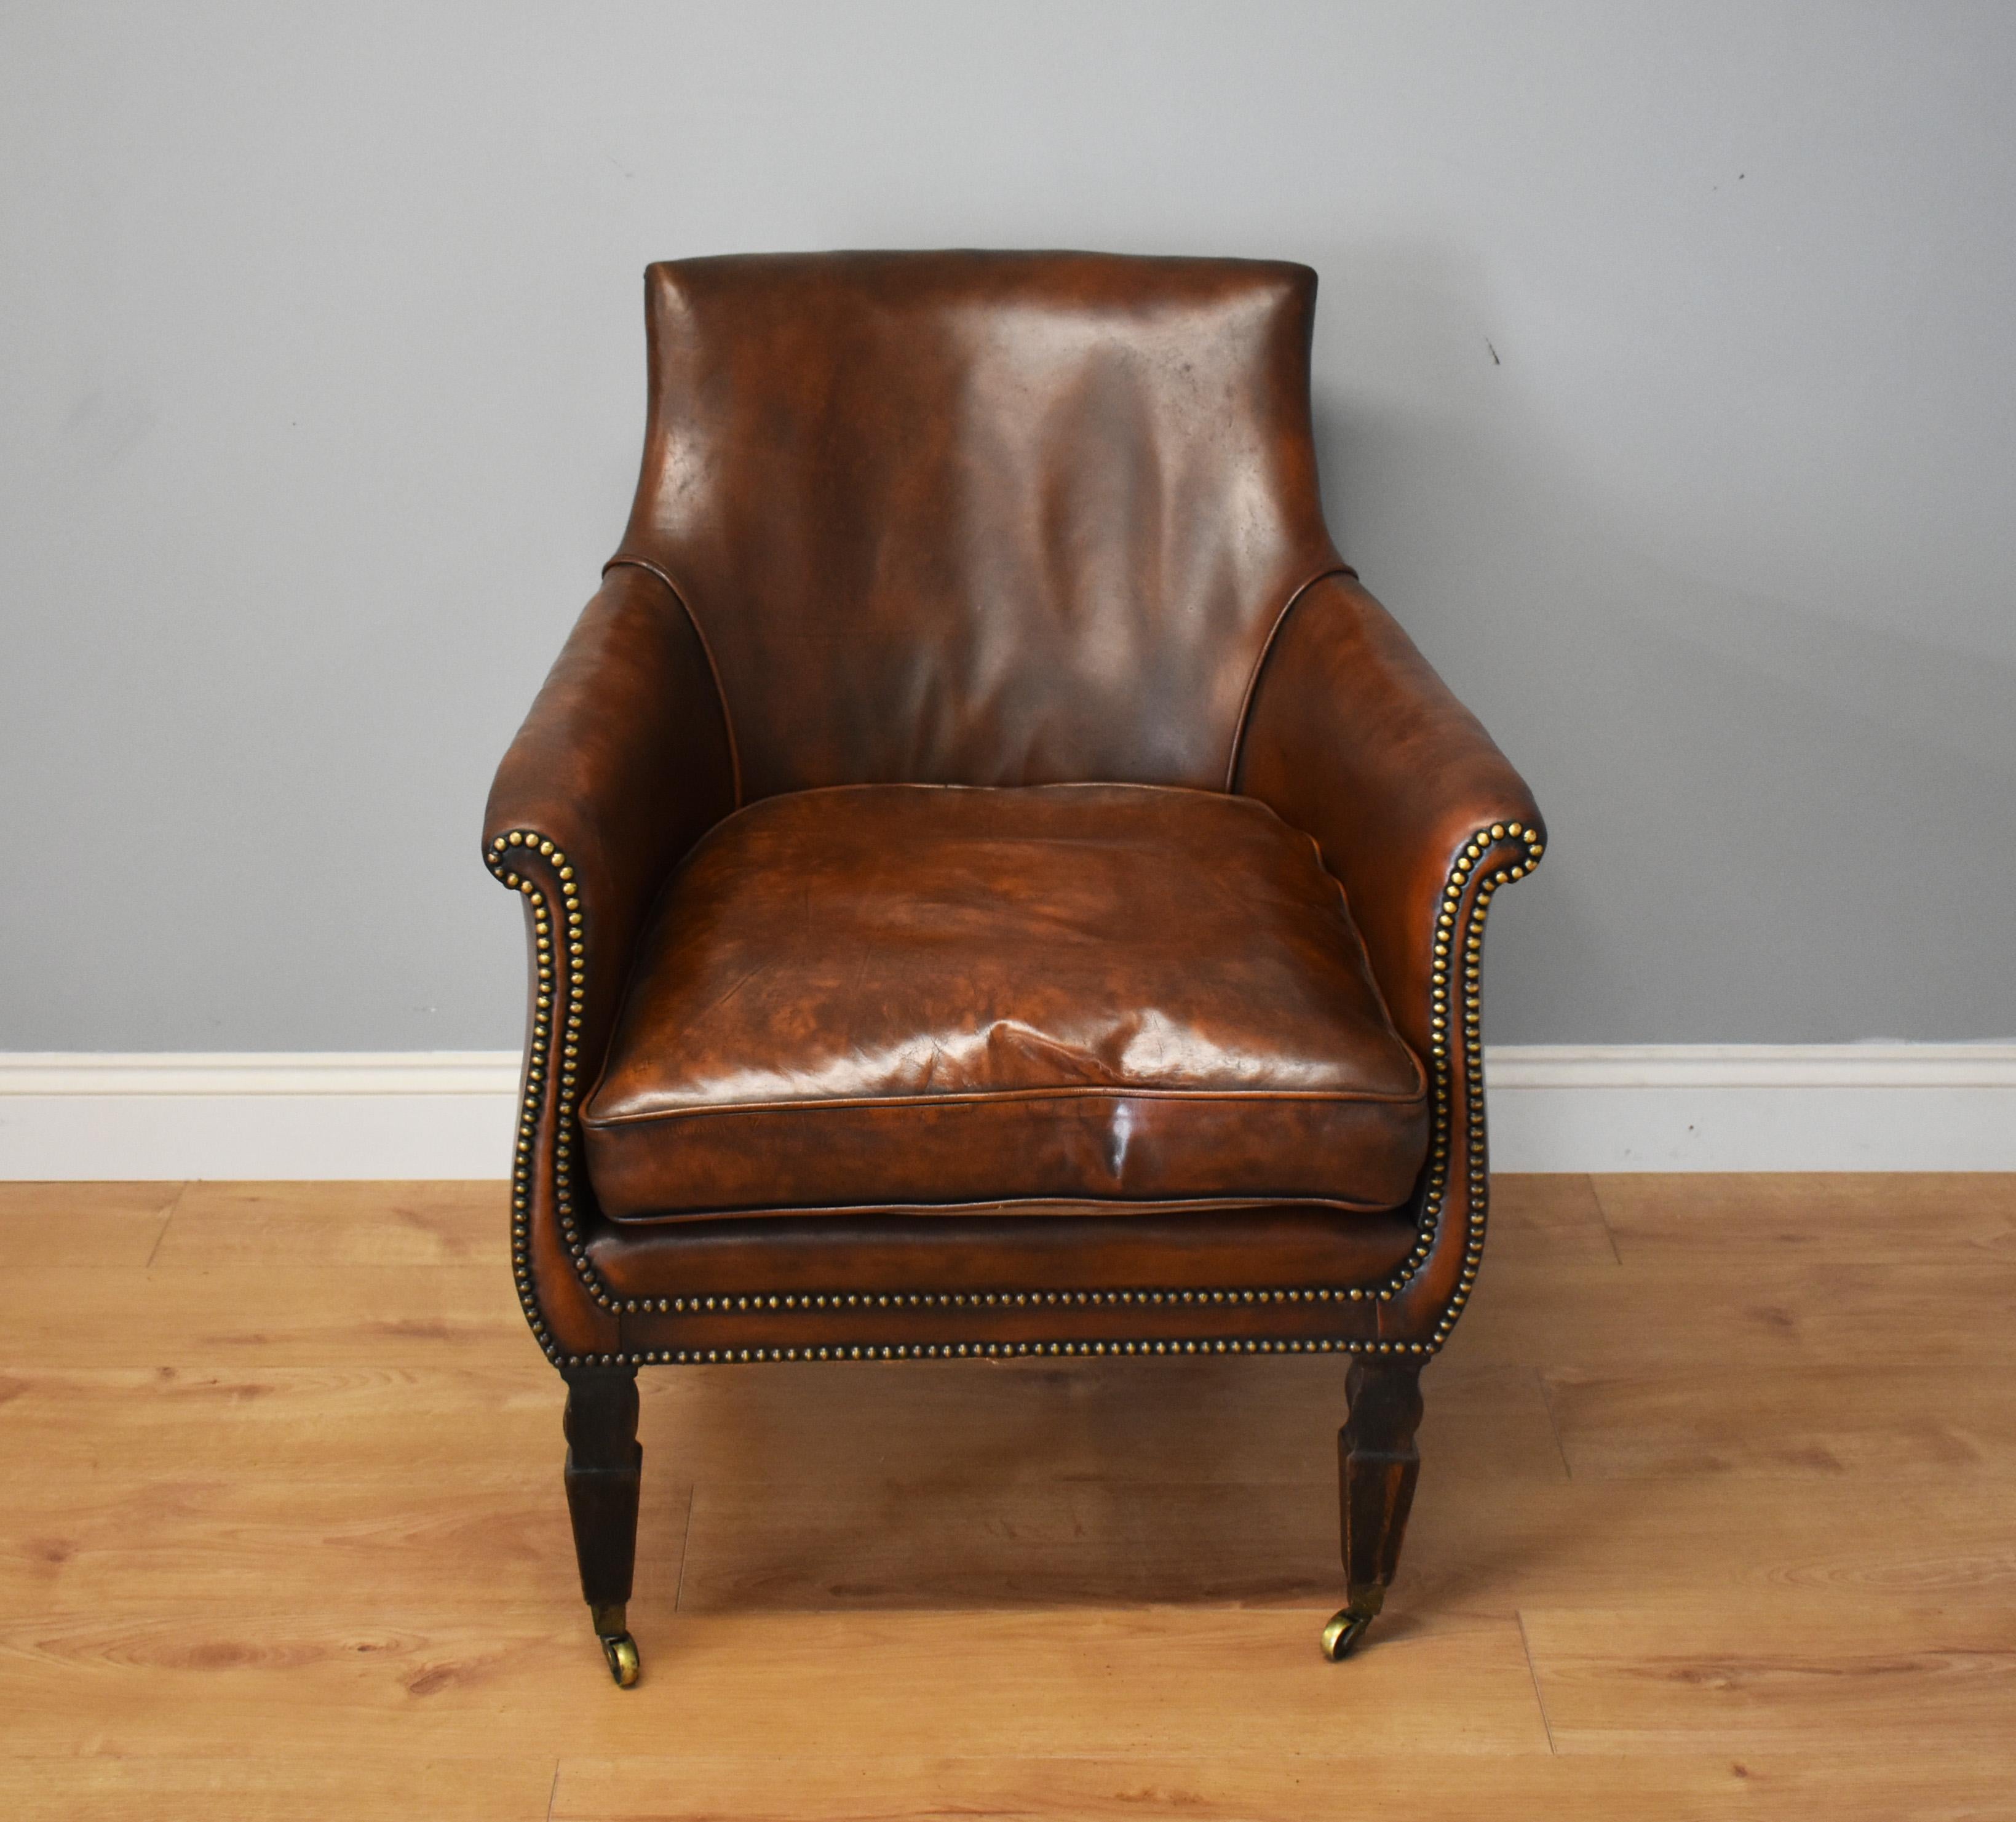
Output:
0 1756 559 1822
2 1175 2014 1818
552 1751 2016 1822
1487 1172 1619 1263
1450 1257 2016 1368
1592 1172 2016 1262
0 1263 521 1367
1541 1363 2016 1479
0 1468 696 1615
1521 1602 2016 1753
153 1180 507 1267
0 1355 1555 1503
678 1472 2016 1623
0 1606 1546 1758
0 1183 183 1268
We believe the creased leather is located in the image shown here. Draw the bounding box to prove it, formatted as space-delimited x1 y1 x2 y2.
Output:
582 784 1427 1219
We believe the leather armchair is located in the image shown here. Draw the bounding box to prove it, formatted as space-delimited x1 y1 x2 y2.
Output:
483 252 1544 1685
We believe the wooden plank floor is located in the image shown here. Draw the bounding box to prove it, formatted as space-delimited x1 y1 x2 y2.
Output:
2 1175 2013 1820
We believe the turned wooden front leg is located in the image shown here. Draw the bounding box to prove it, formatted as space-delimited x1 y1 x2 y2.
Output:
1324 1355 1426 1660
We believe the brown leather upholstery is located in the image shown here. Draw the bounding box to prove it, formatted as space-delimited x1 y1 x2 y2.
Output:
609 250 1345 800
485 250 1548 1676
484 249 1545 1377
587 1207 1421 1305
582 782 1427 1220
1236 570 1544 1069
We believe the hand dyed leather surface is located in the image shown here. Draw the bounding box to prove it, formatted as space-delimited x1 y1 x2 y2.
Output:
483 251 1543 1366
582 784 1427 1220
609 250 1345 799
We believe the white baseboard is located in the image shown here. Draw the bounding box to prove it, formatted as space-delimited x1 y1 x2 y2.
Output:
1 1044 2012 1180
1485 1044 2016 1172
0 1053 518 1181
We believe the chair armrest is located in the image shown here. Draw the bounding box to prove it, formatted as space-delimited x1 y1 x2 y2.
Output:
1234 571 1545 1345
485 562 736 1020
1236 571 1544 1056
482 562 736 1362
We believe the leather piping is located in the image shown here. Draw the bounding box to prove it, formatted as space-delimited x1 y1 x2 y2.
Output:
1223 562 1356 792
606 1190 1402 1225
603 555 744 808
591 1085 1427 1124
671 777 1321 857
603 552 1352 811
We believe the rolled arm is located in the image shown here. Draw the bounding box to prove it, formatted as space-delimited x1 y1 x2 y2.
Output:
482 562 736 1362
1235 571 1545 1345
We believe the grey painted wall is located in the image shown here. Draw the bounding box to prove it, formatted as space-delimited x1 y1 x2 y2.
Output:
4 1 2012 1051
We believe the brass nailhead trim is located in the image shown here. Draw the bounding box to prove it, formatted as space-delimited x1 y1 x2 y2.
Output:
490 822 1542 1367
595 1336 1435 1366
488 829 598 1364
1414 823 1543 1350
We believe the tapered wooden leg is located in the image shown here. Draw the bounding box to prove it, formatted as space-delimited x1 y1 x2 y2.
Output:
562 1364 642 1687
1323 1354 1426 1660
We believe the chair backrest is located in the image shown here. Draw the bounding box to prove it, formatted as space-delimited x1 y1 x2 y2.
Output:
610 250 1345 800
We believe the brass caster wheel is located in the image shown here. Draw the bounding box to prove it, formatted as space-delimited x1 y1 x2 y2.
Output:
590 1602 640 1688
1320 1586 1384 1661
600 1629 640 1687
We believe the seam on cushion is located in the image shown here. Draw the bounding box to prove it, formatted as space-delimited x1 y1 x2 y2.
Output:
585 1082 1429 1128
603 1191 1399 1224
691 776 1257 833
603 555 744 809
1223 563 1354 791
657 778 1266 878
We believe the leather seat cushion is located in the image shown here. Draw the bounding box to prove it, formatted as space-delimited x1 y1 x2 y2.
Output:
581 783 1429 1220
